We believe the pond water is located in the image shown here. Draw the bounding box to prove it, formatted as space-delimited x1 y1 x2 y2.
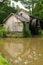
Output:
0 37 43 65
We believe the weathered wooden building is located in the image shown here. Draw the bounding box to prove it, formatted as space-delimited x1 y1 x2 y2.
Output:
3 9 40 36
3 9 30 33
3 13 23 32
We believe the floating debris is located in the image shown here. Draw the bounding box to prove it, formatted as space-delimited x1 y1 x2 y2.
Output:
32 51 37 57
18 57 22 61
14 60 19 63
33 51 36 55
24 60 28 65
34 57 38 60
28 55 33 59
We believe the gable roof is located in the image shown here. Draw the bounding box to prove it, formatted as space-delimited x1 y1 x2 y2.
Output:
17 9 40 20
3 9 30 23
3 9 40 24
3 13 22 23
3 13 14 23
17 9 30 15
16 9 31 22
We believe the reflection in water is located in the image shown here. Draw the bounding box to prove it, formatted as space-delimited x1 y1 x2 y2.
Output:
4 43 24 57
0 38 43 65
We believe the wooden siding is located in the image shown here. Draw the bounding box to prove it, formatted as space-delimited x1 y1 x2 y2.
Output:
4 15 23 32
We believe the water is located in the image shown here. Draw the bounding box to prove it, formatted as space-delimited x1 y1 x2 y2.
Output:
0 37 43 65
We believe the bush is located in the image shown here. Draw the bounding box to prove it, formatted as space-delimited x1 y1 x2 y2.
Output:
0 25 6 38
23 22 31 37
39 29 43 36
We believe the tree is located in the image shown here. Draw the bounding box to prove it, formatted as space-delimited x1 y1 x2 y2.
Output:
0 1 18 24
33 0 43 29
0 0 10 10
13 0 40 14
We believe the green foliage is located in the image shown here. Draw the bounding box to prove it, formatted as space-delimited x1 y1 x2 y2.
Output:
14 0 40 13
13 0 18 2
13 0 43 21
33 0 43 21
23 22 31 37
0 4 18 24
0 25 6 38
0 55 10 65
39 30 43 36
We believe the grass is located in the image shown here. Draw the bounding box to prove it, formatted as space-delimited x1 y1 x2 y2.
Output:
0 55 10 65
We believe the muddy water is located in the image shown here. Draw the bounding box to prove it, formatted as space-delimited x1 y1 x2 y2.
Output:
0 37 43 65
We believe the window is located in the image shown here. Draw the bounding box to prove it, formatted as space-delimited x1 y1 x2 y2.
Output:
20 13 23 16
18 13 23 16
